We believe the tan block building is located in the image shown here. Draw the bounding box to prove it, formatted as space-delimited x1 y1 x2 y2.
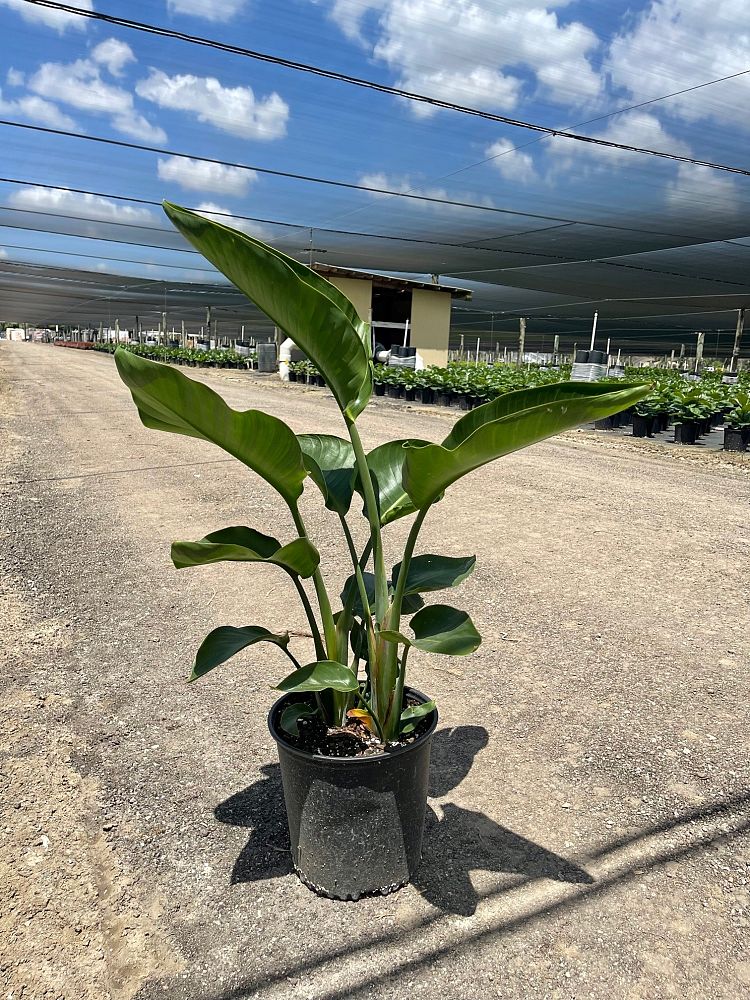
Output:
311 264 471 368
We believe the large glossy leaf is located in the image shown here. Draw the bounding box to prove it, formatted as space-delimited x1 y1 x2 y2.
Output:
189 625 290 682
275 661 360 693
115 349 307 506
391 554 476 595
163 202 372 419
380 605 481 655
403 381 649 509
355 439 430 526
297 434 356 515
171 526 319 578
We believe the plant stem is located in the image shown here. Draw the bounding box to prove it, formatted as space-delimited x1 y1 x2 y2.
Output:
393 645 409 735
345 419 395 727
290 504 337 657
345 420 388 623
381 505 429 740
290 503 344 724
291 577 325 661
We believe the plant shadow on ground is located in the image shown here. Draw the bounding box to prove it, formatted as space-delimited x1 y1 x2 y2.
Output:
202 786 750 1000
214 725 593 916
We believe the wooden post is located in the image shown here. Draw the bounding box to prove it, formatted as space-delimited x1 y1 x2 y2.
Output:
115 317 119 344
695 331 705 372
679 343 685 369
459 333 465 360
553 334 559 360
181 319 185 347
518 317 526 365
730 308 745 372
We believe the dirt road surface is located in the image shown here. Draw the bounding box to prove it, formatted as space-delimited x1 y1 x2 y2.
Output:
2 342 749 1000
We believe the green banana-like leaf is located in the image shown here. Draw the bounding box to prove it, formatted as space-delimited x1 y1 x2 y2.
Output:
391 553 476 595
297 434 356 515
400 700 437 735
163 202 372 419
171 526 319 578
275 661 360 693
189 625 290 681
355 439 430 526
115 349 308 506
380 605 481 655
403 381 649 509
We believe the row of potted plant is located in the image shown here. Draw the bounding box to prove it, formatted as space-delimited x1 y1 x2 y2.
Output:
91 341 258 369
624 384 750 450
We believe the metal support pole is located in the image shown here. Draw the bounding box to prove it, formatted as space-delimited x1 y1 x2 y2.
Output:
730 308 745 372
518 317 526 365
695 331 705 372
589 311 598 351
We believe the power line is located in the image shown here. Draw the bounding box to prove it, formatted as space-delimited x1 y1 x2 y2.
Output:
2 194 750 294
12 0 750 178
2 174 737 248
4 119 750 251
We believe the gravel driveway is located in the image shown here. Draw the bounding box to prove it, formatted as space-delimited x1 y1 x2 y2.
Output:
2 342 749 1000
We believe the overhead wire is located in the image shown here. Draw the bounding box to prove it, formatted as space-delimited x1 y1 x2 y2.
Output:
14 0 750 179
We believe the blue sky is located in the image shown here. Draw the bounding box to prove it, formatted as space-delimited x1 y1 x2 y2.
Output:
0 0 748 286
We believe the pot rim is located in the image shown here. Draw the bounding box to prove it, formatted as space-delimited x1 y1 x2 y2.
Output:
268 686 438 766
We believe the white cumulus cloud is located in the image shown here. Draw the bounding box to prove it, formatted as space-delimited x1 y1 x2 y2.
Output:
157 156 257 195
194 202 270 239
137 69 289 140
547 111 690 174
167 0 247 20
321 0 600 115
6 68 25 87
606 0 750 128
91 38 136 77
0 88 79 130
28 57 167 144
484 139 537 183
8 186 155 225
359 171 494 214
0 0 92 32
666 163 737 211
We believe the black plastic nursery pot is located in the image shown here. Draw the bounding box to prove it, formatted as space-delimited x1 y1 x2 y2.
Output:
414 388 434 405
374 383 386 396
386 384 404 399
674 421 697 445
268 688 438 901
724 427 748 452
436 391 453 407
594 414 617 430
632 414 653 438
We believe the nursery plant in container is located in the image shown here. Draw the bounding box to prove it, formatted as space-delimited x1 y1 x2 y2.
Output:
114 203 648 900
724 391 750 452
670 387 709 445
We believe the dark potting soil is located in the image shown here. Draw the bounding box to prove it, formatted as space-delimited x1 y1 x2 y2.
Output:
278 694 432 759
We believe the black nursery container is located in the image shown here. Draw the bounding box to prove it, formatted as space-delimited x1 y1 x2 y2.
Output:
632 414 653 438
724 427 748 452
268 689 438 900
674 421 697 445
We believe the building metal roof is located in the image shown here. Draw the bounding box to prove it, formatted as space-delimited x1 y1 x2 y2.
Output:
310 262 472 299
